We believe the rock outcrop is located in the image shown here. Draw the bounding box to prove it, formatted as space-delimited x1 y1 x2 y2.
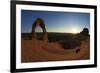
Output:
32 18 48 42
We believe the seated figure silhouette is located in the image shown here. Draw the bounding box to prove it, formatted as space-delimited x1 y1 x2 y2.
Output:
32 18 48 41
79 28 89 41
80 28 89 36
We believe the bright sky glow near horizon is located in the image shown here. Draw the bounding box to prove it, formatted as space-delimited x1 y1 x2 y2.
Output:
21 10 90 33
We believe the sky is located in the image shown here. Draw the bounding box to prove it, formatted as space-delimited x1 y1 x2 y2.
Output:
21 10 90 33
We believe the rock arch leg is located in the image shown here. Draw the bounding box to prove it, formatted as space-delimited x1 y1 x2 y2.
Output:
42 27 48 42
32 29 36 39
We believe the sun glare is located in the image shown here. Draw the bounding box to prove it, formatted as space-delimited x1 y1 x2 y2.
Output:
71 28 79 34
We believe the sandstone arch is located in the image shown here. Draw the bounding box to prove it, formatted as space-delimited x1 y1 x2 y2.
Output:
32 18 48 41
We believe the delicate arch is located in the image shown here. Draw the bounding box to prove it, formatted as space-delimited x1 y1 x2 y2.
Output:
32 18 48 41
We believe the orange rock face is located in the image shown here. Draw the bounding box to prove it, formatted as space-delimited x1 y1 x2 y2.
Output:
21 39 90 63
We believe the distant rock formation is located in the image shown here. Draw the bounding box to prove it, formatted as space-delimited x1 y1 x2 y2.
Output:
80 28 89 36
79 28 89 41
32 18 48 42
